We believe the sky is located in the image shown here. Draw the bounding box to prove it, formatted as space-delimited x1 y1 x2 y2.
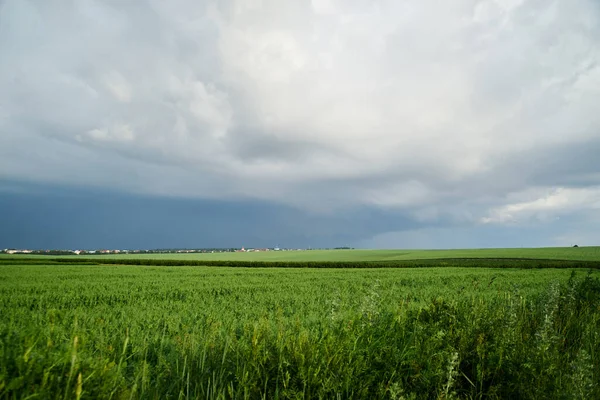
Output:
1 0 599 249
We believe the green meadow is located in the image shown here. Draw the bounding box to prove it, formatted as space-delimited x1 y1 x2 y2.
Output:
12 246 600 262
1 254 600 398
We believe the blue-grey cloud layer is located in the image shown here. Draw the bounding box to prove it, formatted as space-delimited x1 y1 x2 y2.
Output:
1 0 599 248
0 180 425 249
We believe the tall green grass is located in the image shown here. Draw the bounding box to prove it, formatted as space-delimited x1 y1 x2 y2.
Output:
1 266 599 398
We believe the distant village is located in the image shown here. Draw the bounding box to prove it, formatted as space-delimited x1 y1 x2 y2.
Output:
1 247 353 255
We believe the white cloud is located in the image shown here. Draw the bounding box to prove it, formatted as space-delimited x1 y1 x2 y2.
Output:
482 187 600 224
0 0 599 224
311 0 337 15
79 124 135 143
104 71 132 103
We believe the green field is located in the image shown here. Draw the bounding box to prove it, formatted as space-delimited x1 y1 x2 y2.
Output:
1 260 600 399
6 246 600 262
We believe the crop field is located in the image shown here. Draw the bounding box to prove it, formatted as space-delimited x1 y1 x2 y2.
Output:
1 261 600 399
10 246 600 262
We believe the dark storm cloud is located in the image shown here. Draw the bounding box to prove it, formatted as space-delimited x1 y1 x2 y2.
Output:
501 139 600 188
1 0 599 248
0 180 424 249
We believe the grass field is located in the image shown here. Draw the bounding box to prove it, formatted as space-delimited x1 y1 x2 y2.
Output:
1 260 600 398
6 246 600 262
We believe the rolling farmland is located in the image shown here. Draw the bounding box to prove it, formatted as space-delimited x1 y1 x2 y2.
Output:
11 246 600 262
2 250 600 399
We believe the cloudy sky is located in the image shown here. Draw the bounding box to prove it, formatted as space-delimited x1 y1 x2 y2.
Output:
1 0 599 249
